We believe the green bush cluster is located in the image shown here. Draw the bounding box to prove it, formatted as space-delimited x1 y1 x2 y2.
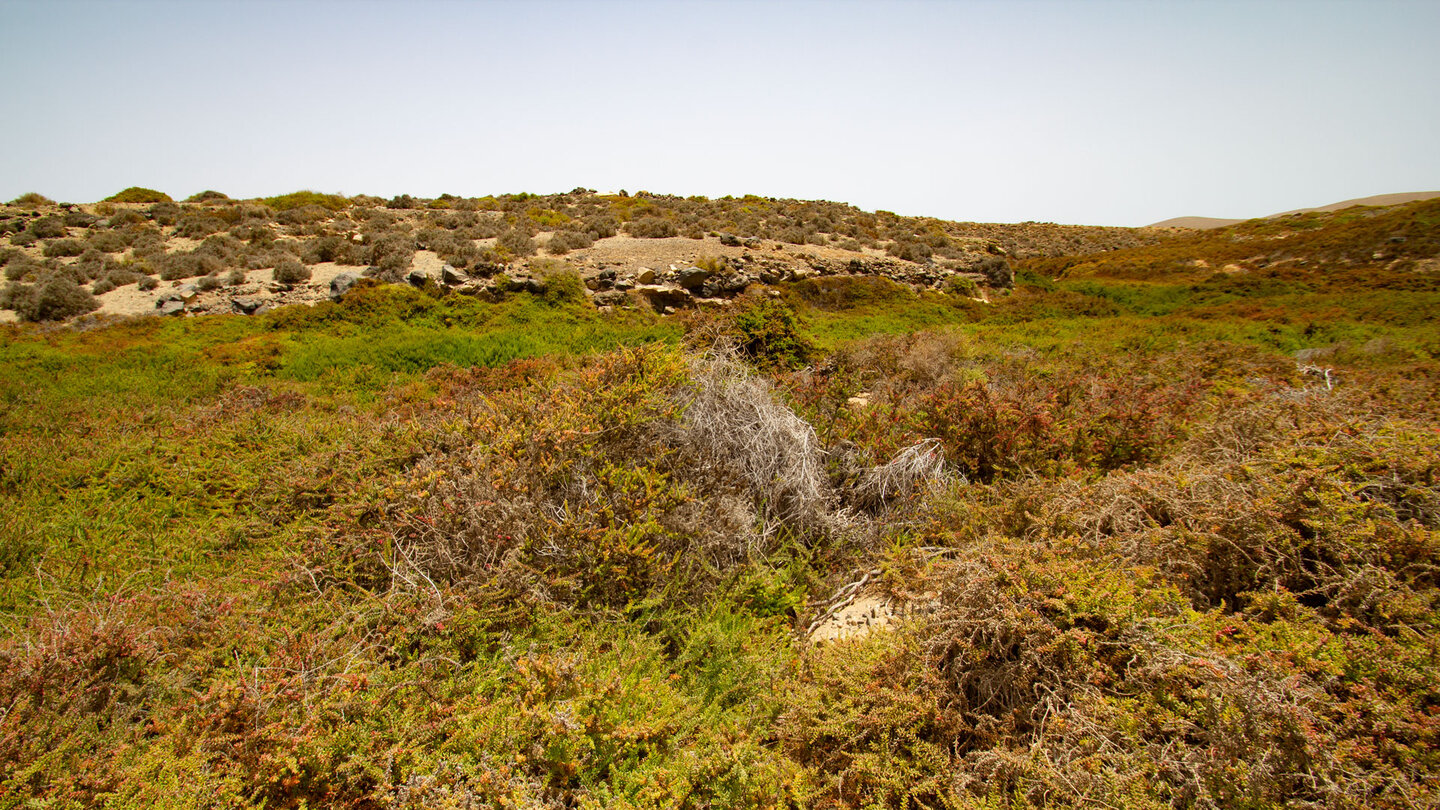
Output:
103 186 172 204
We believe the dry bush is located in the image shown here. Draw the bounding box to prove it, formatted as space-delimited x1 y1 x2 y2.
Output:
362 232 416 282
783 546 1375 808
667 350 833 530
848 437 951 511
368 350 863 609
1040 392 1440 625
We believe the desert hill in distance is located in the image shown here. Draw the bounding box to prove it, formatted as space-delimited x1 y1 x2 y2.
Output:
1150 190 1440 229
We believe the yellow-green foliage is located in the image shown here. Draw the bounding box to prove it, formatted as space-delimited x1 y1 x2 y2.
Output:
260 189 351 211
1 218 1437 808
103 186 173 204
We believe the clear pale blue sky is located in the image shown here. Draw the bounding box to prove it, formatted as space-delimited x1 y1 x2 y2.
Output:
2 0 1436 226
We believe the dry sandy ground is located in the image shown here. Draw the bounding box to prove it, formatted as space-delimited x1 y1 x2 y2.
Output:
549 234 893 275
5 235 888 322
89 251 452 318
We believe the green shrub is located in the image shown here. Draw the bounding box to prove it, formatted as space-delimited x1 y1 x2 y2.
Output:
137 275 158 291
185 190 230 203
195 274 225 292
532 260 586 305
103 187 172 204
942 274 978 296
8 192 53 206
723 298 819 371
261 190 349 212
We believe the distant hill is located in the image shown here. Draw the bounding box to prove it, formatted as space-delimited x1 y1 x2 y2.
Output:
1150 191 1440 229
1148 215 1244 230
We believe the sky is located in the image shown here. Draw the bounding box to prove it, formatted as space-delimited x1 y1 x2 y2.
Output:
1 0 1437 227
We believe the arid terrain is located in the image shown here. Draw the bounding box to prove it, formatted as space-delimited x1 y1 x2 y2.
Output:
1 187 1437 809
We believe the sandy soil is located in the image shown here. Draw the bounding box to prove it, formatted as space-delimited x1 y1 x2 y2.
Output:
808 594 894 643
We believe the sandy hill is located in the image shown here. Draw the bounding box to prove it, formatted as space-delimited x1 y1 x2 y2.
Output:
1150 191 1440 229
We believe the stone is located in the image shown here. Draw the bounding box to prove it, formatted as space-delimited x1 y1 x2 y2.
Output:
634 268 656 285
329 272 359 301
675 267 710 290
718 233 742 247
592 290 628 307
156 298 185 316
231 297 264 315
441 264 466 285
406 269 429 287
635 285 694 312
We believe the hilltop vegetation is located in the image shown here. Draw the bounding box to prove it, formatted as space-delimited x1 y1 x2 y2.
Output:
2 187 1173 324
0 191 1437 808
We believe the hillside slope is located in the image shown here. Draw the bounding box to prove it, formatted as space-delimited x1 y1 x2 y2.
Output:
1150 190 1440 229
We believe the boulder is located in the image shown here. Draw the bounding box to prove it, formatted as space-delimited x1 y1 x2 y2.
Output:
675 267 710 290
156 298 185 317
406 269 429 287
634 285 694 312
718 233 742 247
441 264 466 285
231 297 264 315
634 267 656 285
330 272 359 301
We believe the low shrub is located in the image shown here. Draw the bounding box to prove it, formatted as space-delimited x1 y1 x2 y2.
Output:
272 259 312 285
8 192 53 206
942 274 978 296
261 190 348 212
147 202 180 226
103 187 172 204
364 233 415 282
105 209 146 228
195 274 225 292
626 217 678 238
185 190 230 202
276 204 332 226
42 238 86 258
726 298 819 371
546 229 594 255
63 210 98 228
495 228 536 258
6 276 100 321
30 216 67 239
531 260 586 305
